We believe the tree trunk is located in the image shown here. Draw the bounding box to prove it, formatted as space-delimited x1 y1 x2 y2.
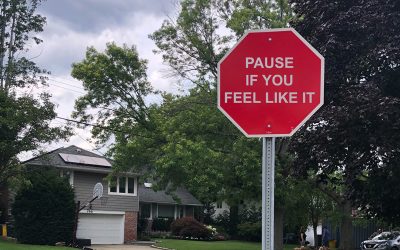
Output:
0 184 9 223
339 201 353 250
0 0 7 89
229 205 239 237
274 206 284 250
313 223 318 248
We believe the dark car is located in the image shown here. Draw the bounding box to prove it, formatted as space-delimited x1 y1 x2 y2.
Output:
361 232 400 250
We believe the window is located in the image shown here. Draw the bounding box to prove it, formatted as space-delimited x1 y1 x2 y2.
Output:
158 204 175 218
216 201 222 209
109 176 136 196
118 177 126 193
110 177 117 192
128 178 135 193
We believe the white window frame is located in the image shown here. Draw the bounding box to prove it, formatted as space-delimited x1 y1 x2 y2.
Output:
108 176 137 196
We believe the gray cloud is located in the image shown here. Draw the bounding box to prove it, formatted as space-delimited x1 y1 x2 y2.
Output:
38 0 175 33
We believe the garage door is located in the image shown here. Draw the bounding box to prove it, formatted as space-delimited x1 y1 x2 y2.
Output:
77 213 124 244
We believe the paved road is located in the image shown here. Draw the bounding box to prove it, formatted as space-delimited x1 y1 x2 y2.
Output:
92 245 155 250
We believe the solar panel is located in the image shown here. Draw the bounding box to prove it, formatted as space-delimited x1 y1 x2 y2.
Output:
59 153 112 167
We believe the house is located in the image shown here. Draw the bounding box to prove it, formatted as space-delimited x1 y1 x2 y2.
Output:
139 184 202 221
212 201 230 218
22 145 202 244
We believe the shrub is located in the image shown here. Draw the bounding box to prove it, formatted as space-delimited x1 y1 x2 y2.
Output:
213 206 262 239
238 207 262 223
152 217 174 231
202 203 216 225
138 218 149 233
12 167 75 245
214 210 231 232
170 217 212 239
237 222 261 242
137 218 150 240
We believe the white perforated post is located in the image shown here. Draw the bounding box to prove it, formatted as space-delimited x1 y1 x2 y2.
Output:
262 137 275 250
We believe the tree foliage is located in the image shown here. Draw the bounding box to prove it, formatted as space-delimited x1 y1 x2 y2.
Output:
71 43 154 144
0 0 70 186
0 0 47 91
12 167 75 245
220 0 293 37
288 0 400 247
150 0 230 84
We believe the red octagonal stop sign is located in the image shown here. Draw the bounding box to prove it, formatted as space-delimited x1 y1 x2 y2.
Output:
218 28 324 137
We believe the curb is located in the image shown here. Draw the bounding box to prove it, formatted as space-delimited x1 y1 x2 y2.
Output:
151 244 175 250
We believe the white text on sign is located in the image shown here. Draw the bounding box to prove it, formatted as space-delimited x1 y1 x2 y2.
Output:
223 57 316 104
224 92 315 104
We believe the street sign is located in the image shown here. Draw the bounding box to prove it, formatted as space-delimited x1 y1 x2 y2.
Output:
217 28 324 250
218 28 324 137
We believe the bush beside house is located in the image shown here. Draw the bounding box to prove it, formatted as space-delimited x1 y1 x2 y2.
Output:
12 167 75 245
152 217 174 231
171 217 212 239
213 207 262 241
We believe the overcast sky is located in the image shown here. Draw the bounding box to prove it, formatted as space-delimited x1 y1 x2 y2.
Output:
20 0 177 159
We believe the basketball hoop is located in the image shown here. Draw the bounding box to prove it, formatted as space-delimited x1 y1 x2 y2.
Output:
79 183 104 212
93 183 103 199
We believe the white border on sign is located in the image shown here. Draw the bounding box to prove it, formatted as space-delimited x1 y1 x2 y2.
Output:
217 28 325 138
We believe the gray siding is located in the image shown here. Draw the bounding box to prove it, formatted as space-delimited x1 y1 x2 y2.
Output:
73 171 139 212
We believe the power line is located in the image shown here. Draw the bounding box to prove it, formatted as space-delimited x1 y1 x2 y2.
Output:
55 116 153 139
48 77 85 90
48 82 86 95
75 133 105 156
56 116 111 130
51 118 105 156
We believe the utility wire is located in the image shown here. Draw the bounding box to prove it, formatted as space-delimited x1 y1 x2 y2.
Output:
52 118 106 157
75 133 105 156
56 116 117 131
55 116 153 139
48 82 86 95
48 77 85 90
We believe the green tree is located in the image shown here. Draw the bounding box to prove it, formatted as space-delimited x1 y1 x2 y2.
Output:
301 181 336 247
289 0 400 249
220 0 293 38
0 0 71 223
71 42 154 144
12 166 75 245
150 0 230 84
0 0 70 186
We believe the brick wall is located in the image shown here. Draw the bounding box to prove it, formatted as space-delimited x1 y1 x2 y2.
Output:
124 211 137 242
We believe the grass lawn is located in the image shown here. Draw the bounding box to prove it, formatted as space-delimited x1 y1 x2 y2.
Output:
0 239 72 250
155 239 298 250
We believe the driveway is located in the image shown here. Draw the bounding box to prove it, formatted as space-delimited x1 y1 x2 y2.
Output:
92 245 155 250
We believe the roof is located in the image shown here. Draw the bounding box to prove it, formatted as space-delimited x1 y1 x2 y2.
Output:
138 185 202 206
23 145 128 175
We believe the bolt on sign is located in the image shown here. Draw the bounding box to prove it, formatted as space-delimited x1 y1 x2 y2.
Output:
218 28 324 137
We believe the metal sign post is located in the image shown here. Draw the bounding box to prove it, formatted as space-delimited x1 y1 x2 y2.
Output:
262 137 275 250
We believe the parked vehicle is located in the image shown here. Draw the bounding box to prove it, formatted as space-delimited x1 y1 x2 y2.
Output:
360 231 400 250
